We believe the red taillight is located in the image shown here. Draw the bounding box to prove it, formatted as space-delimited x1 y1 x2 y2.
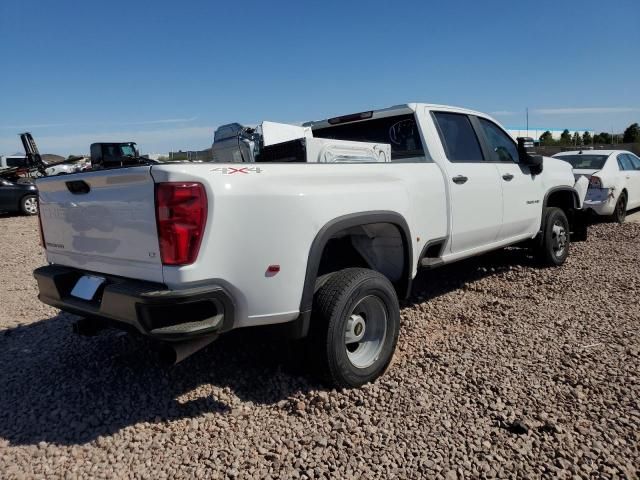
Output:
155 182 207 266
589 176 602 189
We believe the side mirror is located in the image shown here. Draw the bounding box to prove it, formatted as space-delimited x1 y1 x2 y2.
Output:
517 138 543 175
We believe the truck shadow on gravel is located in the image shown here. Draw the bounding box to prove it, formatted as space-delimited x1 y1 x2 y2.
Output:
0 313 321 446
0 247 536 446
408 246 539 301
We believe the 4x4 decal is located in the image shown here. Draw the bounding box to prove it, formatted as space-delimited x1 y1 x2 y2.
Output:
211 167 263 175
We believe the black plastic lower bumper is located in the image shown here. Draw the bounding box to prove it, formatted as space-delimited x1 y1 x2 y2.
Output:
34 265 235 341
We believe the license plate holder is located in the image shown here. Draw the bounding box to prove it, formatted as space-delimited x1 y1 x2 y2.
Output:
70 275 106 301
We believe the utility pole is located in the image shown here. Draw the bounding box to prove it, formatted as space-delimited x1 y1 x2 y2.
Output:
526 107 529 135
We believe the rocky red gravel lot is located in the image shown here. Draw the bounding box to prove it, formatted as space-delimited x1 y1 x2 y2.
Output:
0 215 638 479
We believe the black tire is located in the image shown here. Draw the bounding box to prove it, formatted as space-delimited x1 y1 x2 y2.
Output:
310 268 400 388
535 207 570 266
20 195 38 216
610 193 627 224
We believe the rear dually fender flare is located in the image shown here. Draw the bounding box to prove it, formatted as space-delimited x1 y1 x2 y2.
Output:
298 211 413 316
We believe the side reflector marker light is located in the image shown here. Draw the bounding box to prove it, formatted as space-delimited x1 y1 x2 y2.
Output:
266 265 280 276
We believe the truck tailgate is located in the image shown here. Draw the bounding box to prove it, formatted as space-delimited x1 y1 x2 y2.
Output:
36 167 164 283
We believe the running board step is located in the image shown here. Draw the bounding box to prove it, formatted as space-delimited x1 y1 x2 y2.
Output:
420 257 444 269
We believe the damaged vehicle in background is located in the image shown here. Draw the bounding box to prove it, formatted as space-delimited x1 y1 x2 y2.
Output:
34 103 587 388
554 150 640 223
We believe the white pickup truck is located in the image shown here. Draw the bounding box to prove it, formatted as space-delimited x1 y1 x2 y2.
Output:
34 103 586 388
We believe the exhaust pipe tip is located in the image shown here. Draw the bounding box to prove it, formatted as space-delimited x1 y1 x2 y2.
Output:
157 343 179 366
157 335 218 366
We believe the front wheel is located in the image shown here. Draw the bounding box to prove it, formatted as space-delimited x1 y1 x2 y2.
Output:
535 207 570 266
311 268 400 388
20 195 38 216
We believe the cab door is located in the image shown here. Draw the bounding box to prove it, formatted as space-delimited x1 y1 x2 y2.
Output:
475 117 542 241
432 111 503 254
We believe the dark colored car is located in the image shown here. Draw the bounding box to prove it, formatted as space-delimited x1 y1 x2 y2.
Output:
0 179 38 215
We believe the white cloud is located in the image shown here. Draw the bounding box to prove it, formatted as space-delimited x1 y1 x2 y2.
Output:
533 107 640 115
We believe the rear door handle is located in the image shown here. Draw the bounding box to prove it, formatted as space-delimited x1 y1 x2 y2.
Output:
452 175 468 184
502 173 514 181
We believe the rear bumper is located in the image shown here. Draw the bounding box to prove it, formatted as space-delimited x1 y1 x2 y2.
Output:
584 188 616 216
34 265 235 341
584 202 615 216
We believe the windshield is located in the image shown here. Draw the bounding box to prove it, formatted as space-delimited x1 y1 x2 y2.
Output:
313 114 425 161
556 154 608 170
120 145 136 156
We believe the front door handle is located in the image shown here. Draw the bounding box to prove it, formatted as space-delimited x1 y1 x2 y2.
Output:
452 175 468 184
502 173 514 181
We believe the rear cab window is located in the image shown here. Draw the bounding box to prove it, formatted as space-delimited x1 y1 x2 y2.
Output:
557 154 609 170
313 114 427 162
432 112 484 162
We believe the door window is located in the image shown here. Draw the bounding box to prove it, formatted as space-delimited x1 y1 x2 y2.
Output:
478 118 519 163
617 154 634 171
433 112 484 162
625 153 640 170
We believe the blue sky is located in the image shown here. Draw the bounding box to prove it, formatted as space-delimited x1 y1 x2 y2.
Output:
1 0 639 155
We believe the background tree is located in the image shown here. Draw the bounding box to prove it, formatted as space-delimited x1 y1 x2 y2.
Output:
560 129 572 145
539 130 554 145
623 123 640 143
593 132 612 144
582 131 592 145
572 131 581 146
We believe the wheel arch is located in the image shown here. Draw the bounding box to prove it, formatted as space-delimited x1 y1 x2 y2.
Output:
620 187 628 200
542 186 584 241
297 211 413 326
543 186 580 211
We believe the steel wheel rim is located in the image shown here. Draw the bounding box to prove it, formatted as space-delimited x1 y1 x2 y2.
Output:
344 295 388 369
551 221 567 257
24 197 38 214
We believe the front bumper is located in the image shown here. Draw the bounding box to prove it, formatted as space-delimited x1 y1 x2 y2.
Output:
34 265 235 341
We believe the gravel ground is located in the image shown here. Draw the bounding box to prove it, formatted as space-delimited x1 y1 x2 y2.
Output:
0 215 638 479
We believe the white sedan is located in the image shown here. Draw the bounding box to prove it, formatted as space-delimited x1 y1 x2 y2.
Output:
554 150 640 223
